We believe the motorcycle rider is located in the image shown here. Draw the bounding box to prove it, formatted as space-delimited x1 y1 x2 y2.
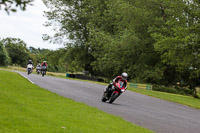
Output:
104 72 128 99
27 59 34 73
27 59 33 66
36 63 41 72
27 59 34 69
41 61 47 67
41 61 48 73
36 63 41 67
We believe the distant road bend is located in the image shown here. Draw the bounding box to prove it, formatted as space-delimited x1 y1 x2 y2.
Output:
20 72 200 133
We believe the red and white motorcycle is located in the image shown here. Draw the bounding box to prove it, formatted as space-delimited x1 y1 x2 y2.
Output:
102 80 126 103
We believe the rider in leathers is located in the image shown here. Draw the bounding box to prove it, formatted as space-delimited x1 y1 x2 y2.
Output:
27 60 33 66
36 63 41 72
27 60 34 72
104 72 128 99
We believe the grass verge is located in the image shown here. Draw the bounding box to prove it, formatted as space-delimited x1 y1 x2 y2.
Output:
128 87 200 109
0 70 153 133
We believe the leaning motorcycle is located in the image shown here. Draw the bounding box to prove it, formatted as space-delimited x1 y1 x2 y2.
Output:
101 81 126 103
41 66 47 77
27 64 33 75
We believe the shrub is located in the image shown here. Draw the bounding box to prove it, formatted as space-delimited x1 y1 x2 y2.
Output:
153 85 193 96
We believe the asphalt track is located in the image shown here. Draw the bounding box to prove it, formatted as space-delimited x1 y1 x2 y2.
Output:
20 72 200 133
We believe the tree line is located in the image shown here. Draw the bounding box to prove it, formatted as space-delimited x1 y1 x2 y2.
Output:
42 0 200 91
0 37 66 73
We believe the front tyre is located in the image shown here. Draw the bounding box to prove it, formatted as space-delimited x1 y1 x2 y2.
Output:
42 70 45 77
27 69 31 75
108 92 119 103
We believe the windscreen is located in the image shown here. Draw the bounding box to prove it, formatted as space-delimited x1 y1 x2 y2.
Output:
119 81 124 88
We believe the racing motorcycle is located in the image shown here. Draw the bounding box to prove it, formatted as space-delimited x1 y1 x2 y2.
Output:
27 64 33 75
41 66 47 77
101 80 126 103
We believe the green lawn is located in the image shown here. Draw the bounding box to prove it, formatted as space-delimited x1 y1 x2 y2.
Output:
0 70 153 133
128 87 200 109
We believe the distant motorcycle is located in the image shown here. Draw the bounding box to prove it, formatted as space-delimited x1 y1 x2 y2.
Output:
27 64 33 75
41 66 47 77
36 66 41 75
102 81 126 103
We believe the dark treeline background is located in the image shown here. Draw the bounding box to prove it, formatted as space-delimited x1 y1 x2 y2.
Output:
1 0 200 96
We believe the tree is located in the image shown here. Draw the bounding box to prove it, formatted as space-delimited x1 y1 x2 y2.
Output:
43 0 96 73
1 38 30 67
0 41 10 66
0 0 34 14
150 0 200 88
41 48 66 72
43 0 162 79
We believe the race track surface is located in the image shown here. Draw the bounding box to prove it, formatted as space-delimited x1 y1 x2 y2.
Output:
21 72 200 133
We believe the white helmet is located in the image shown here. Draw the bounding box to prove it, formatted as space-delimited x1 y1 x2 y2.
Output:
121 72 128 80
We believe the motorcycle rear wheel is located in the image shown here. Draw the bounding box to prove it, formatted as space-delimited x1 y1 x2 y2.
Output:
101 94 107 102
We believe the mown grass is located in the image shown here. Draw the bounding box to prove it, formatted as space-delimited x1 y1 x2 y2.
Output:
0 70 153 133
0 66 27 72
128 87 200 109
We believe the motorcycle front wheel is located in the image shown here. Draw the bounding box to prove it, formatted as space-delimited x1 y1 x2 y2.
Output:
108 92 119 103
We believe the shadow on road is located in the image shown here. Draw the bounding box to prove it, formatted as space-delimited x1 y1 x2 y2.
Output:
98 100 130 107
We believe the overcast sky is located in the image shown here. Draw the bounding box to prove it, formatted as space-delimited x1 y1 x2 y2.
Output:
0 0 63 50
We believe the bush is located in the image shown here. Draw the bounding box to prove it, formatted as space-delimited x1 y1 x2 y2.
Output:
193 88 200 99
153 85 193 96
153 85 178 93
47 64 66 73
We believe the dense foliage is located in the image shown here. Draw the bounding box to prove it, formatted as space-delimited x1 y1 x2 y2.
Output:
2 38 30 67
42 0 200 90
0 41 10 66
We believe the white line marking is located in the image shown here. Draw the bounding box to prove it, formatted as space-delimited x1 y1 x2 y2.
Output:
16 71 35 84
0 69 35 84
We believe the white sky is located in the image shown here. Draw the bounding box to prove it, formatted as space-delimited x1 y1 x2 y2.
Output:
0 0 64 50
